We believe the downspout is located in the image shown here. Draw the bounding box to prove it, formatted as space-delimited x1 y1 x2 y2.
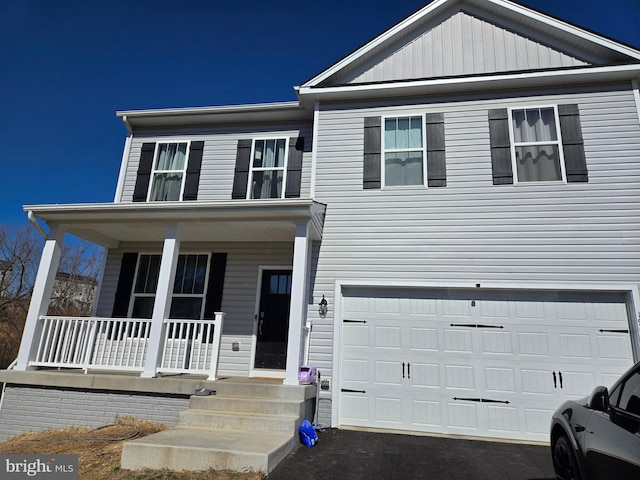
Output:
27 211 47 239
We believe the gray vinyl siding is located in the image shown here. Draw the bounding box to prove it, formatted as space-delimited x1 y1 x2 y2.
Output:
335 10 588 85
98 242 294 377
94 250 122 317
305 82 640 388
119 124 313 203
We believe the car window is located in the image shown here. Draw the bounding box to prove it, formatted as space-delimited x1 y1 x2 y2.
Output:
609 383 622 407
618 371 640 416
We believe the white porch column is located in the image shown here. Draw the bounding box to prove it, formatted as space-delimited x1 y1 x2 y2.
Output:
284 222 310 385
14 225 65 370
141 224 181 378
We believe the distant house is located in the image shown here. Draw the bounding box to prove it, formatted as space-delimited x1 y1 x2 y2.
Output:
1 0 639 449
49 272 98 314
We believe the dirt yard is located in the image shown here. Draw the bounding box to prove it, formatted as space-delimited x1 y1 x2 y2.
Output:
0 419 265 480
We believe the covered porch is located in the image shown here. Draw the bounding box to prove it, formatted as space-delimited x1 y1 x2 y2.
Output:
13 199 325 385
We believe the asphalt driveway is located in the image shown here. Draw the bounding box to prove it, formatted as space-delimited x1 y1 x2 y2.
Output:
268 428 556 480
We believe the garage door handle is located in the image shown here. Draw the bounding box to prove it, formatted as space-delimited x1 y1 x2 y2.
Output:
559 371 563 389
402 362 405 378
553 371 557 388
598 329 629 333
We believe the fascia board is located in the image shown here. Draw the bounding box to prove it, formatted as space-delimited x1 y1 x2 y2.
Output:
298 64 640 101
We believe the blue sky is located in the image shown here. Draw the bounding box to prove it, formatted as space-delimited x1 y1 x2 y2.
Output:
1 0 639 227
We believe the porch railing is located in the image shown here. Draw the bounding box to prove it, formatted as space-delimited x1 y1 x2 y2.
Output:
30 314 224 379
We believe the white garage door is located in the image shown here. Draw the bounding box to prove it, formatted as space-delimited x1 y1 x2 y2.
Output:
339 288 635 442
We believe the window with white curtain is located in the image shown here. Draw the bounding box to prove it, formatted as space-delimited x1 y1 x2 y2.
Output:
383 116 425 187
510 107 564 183
249 138 288 199
129 253 210 320
148 142 188 201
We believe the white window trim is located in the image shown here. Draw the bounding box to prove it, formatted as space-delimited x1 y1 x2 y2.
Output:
507 105 568 185
146 141 191 202
247 137 290 199
128 252 211 322
381 113 427 189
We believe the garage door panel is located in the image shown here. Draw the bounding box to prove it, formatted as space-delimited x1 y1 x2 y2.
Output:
447 402 478 429
444 329 473 352
409 327 439 350
342 361 370 386
487 405 520 433
597 334 633 360
339 288 634 442
374 326 402 349
375 360 403 385
409 362 440 387
411 400 441 426
482 330 513 354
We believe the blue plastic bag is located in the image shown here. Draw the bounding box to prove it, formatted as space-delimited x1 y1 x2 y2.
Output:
298 418 318 447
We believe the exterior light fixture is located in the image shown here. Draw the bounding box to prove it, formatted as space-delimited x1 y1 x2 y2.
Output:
318 295 328 317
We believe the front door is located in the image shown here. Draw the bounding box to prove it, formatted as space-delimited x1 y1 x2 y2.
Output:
254 270 292 370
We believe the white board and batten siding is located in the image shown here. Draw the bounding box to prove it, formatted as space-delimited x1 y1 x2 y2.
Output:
335 9 589 85
304 83 640 437
119 124 313 203
96 242 294 378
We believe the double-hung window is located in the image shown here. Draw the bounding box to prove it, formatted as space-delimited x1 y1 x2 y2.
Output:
249 138 288 199
148 142 189 201
130 253 210 320
383 116 426 187
510 107 565 183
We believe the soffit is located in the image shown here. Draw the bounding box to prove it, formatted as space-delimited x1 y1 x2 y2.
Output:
25 200 326 248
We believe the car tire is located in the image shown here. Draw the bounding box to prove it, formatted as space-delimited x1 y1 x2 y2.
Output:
553 435 582 480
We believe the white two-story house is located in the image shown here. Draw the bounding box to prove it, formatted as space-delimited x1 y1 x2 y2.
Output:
2 0 640 446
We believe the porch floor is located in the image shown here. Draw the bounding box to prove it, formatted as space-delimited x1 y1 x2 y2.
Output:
0 368 287 396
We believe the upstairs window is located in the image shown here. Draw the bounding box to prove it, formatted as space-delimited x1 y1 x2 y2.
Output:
383 116 425 187
510 107 564 183
249 138 288 199
489 104 588 185
149 142 188 201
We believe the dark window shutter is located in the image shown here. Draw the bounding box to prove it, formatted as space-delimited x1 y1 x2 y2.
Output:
363 117 382 189
285 137 304 198
488 109 514 185
558 104 588 183
426 113 446 187
203 253 227 319
232 139 252 199
133 143 156 202
183 141 204 200
112 253 138 317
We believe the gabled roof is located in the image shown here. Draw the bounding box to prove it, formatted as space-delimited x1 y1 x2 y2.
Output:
297 0 640 100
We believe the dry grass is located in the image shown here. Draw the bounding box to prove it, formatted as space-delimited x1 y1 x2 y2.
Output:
0 418 265 480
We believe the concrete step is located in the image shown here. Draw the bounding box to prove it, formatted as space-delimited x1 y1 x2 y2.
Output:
189 395 306 417
121 380 315 474
178 409 300 433
121 427 296 473
208 379 315 401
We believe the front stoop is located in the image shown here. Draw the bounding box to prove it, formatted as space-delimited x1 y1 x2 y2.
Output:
121 379 316 473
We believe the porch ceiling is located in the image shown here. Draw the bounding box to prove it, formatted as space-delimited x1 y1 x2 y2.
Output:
24 200 326 248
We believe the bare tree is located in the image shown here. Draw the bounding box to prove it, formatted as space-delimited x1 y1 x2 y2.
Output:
0 225 42 368
0 224 104 368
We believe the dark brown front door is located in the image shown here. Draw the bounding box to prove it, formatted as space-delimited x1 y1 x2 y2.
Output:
254 270 292 370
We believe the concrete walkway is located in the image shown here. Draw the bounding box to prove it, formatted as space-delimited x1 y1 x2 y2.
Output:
268 429 556 480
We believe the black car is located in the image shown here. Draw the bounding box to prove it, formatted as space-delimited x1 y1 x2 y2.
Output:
550 360 640 480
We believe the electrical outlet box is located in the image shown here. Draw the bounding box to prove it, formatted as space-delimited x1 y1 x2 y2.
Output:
320 378 331 391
